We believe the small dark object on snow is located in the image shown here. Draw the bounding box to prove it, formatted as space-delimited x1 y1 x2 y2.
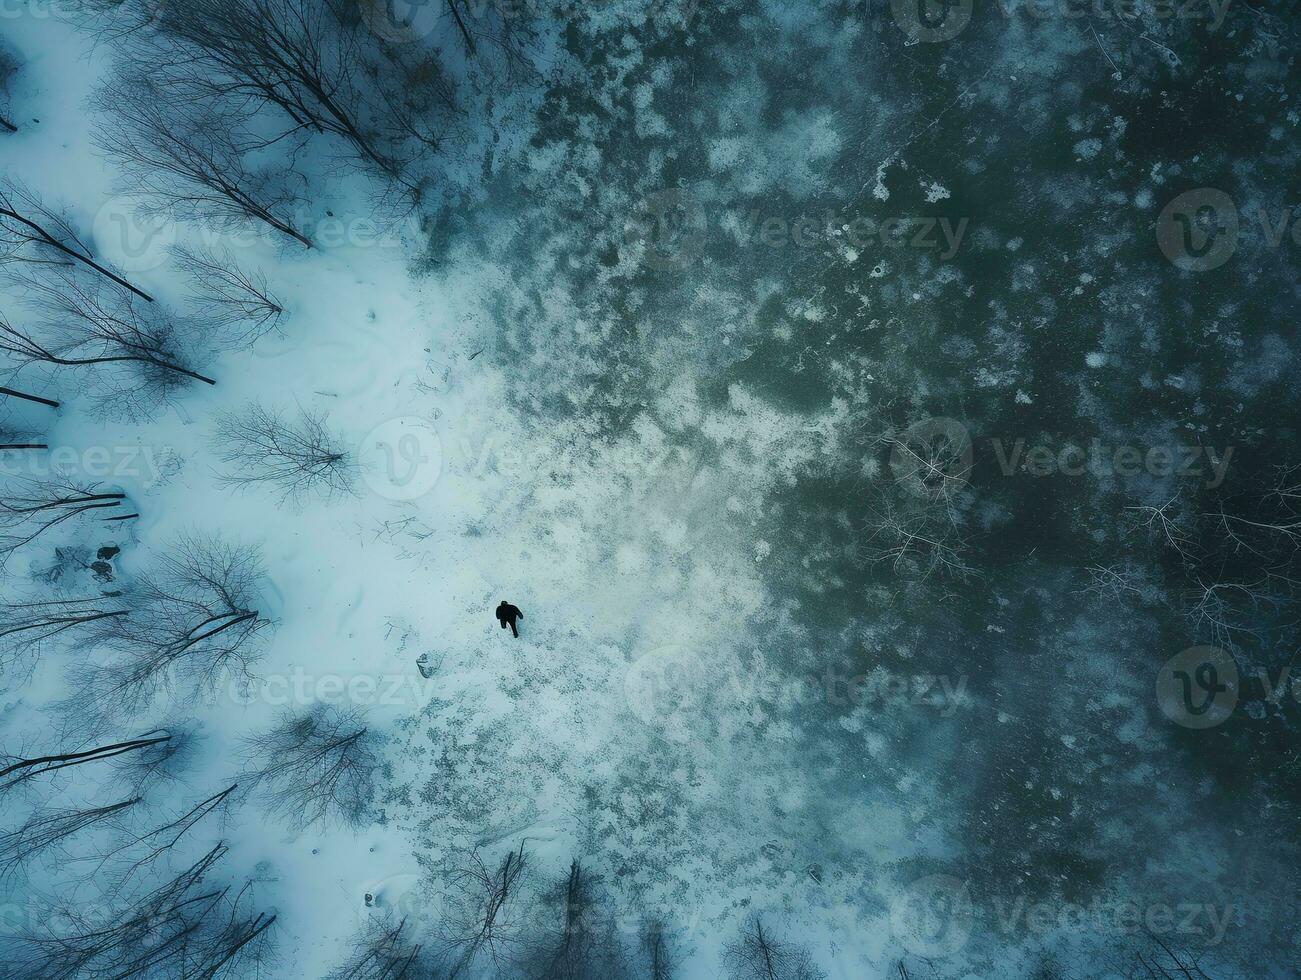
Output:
416 652 435 679
97 545 120 561
364 893 374 907
495 600 523 638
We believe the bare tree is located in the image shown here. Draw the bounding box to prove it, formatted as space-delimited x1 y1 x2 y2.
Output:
857 495 972 581
1121 933 1221 979
1128 467 1301 650
93 75 312 247
173 243 286 343
0 796 140 882
104 783 238 887
76 0 172 42
521 859 630 980
1126 496 1196 563
0 477 128 567
137 0 407 174
0 594 128 682
0 43 19 133
213 402 353 502
722 917 826 980
326 916 434 980
0 842 277 979
1078 561 1160 605
0 179 153 301
0 731 170 798
110 724 203 797
640 919 681 980
887 422 972 505
0 385 59 408
2 270 216 417
0 428 45 450
429 0 542 78
438 843 529 977
240 704 380 829
94 0 470 198
0 381 58 458
78 534 271 717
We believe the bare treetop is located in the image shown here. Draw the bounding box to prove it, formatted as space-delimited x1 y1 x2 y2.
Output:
213 401 354 503
0 842 278 978
0 477 128 568
0 179 154 301
77 534 271 719
0 43 19 133
2 268 215 418
173 244 286 345
94 74 313 248
240 703 381 829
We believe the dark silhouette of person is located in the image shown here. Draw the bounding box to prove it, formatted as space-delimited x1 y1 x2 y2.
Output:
496 601 523 638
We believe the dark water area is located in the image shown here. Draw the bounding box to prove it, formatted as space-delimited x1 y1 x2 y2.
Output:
461 0 1301 974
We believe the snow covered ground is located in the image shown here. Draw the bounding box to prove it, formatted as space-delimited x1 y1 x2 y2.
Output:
3 10 855 977
0 2 1297 978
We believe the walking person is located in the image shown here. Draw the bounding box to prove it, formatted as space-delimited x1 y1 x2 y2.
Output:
496 600 523 638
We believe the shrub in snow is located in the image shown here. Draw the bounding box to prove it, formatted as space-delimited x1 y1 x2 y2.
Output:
240 703 380 829
722 917 825 980
213 402 355 503
75 534 271 722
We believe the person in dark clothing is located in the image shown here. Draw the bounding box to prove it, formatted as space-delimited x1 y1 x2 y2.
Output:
496 601 523 637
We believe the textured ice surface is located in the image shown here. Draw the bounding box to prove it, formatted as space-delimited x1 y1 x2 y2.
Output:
0 1 1297 978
